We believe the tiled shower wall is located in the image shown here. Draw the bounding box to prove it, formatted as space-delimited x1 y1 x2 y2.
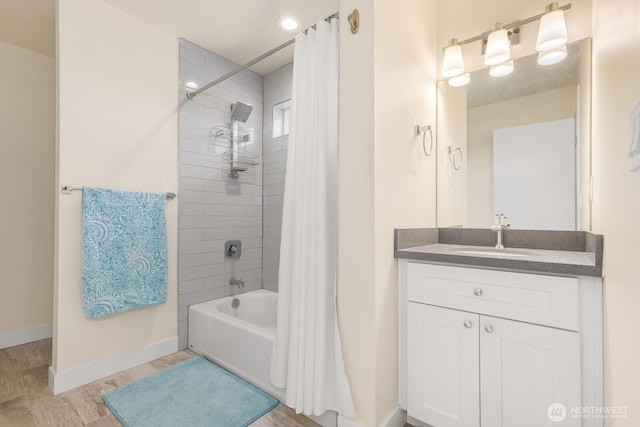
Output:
262 64 293 292
178 39 263 349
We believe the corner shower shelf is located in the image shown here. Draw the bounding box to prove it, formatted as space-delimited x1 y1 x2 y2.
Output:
209 125 260 182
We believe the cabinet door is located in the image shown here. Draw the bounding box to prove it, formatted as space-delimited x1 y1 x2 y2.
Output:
480 316 581 427
408 303 480 427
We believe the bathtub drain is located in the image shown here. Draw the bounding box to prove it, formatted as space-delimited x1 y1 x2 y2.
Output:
231 298 240 308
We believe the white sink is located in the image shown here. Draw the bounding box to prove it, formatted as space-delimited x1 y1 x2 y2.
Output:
447 246 541 259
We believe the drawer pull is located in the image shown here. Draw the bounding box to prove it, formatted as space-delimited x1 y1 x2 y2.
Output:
484 324 494 333
463 320 473 329
474 288 484 297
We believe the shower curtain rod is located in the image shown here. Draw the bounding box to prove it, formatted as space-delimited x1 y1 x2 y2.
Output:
186 11 339 100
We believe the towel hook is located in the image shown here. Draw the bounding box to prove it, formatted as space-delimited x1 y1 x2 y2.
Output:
416 125 433 157
348 9 360 34
448 146 463 170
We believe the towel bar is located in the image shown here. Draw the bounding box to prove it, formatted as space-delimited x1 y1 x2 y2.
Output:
61 185 176 200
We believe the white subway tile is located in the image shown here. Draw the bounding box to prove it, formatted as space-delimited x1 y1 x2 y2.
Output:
178 278 204 294
179 254 204 268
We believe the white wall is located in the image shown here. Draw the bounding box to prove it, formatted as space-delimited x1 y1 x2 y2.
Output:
54 0 178 381
338 0 437 425
592 0 640 424
178 39 263 349
0 41 54 346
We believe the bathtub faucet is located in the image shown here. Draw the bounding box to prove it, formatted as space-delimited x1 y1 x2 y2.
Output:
229 278 244 289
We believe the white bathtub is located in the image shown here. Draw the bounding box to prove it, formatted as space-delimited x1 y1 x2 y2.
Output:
188 290 284 400
188 289 338 427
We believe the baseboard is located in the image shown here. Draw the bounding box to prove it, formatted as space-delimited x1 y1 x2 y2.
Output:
309 410 338 427
382 406 407 427
338 406 407 427
0 324 52 349
338 415 362 427
48 336 178 395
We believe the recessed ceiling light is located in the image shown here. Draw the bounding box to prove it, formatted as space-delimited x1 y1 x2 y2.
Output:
185 81 198 90
277 16 301 32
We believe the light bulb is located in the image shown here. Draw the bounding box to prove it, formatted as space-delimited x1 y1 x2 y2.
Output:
489 60 514 77
442 39 465 78
449 73 470 87
277 16 301 32
537 45 568 65
536 3 568 51
485 23 511 66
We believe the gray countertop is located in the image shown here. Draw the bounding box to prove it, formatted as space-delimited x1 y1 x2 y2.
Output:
394 228 604 277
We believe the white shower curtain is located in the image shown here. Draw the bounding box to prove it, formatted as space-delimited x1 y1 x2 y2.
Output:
270 17 355 417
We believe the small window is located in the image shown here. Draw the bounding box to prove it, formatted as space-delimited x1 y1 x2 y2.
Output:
272 99 292 138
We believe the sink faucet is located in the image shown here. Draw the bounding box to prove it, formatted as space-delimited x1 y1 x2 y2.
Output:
229 278 244 289
490 213 510 249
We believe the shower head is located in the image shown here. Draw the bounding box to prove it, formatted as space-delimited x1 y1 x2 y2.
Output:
230 102 253 123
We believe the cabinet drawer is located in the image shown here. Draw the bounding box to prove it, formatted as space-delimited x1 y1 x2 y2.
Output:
407 263 579 331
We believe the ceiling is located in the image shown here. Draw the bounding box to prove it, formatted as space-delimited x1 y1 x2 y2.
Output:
0 0 55 57
0 0 338 75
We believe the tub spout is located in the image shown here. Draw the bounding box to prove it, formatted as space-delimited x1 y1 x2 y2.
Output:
229 278 244 288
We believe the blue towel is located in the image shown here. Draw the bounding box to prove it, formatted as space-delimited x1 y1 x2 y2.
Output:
82 187 168 318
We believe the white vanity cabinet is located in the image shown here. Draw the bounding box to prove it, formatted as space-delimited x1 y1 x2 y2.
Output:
398 261 603 427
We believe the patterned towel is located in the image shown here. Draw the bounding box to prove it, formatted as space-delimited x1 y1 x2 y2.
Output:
82 187 168 318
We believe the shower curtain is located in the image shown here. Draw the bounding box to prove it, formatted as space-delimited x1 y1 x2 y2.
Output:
270 17 355 417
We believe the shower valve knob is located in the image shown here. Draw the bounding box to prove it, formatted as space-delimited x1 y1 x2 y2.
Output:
224 240 241 259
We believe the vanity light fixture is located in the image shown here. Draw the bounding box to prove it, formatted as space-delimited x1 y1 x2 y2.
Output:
277 15 301 32
442 39 465 78
537 44 568 65
489 60 514 77
448 72 471 87
440 3 571 85
536 2 568 52
484 23 511 66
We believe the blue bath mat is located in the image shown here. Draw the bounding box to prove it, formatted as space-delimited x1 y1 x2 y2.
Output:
102 356 278 427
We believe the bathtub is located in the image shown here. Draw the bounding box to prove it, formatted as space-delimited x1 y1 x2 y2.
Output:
188 290 284 400
188 289 338 427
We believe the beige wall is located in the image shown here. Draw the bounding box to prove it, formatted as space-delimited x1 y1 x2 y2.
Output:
591 0 640 424
338 0 437 425
338 1 376 425
466 86 577 227
0 41 54 336
54 0 178 372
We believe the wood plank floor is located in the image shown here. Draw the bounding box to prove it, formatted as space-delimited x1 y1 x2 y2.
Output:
0 339 319 426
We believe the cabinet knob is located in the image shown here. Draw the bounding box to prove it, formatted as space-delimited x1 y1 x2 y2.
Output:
474 288 484 297
463 320 473 329
484 324 494 333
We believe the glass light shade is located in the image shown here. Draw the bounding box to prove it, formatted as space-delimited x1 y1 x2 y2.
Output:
442 43 465 78
537 45 568 65
448 73 470 87
536 8 568 51
484 27 511 66
489 60 514 77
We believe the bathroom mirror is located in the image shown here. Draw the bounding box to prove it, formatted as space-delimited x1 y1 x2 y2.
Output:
436 38 592 231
